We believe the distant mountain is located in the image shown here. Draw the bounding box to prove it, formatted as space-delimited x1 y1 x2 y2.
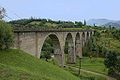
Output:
87 19 114 26
104 21 120 28
116 21 120 25
87 19 120 28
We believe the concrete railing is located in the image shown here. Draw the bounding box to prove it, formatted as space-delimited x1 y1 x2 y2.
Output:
14 28 93 33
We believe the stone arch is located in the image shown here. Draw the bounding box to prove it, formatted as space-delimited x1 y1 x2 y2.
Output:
64 33 75 63
75 32 82 58
38 33 63 65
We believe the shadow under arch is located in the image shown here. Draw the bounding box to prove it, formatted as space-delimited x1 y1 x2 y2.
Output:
64 33 75 64
40 33 62 66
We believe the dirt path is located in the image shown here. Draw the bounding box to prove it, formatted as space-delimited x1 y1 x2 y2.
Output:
80 69 115 80
67 66 116 80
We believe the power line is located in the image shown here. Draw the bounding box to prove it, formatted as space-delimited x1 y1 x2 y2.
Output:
5 15 13 20
0 4 22 20
14 13 21 19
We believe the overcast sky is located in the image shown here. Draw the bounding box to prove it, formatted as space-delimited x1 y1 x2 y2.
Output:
0 0 120 21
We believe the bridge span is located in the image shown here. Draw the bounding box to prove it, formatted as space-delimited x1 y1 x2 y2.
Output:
13 29 94 66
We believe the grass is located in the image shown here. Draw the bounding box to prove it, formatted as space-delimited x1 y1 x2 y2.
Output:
67 57 107 75
81 57 107 75
80 70 106 80
64 65 106 80
0 49 79 80
62 28 83 30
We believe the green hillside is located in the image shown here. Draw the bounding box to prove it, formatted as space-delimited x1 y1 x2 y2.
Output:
0 49 79 80
98 30 120 53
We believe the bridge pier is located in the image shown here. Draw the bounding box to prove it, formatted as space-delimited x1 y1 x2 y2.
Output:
67 42 76 63
66 33 76 64
75 33 83 58
53 37 63 66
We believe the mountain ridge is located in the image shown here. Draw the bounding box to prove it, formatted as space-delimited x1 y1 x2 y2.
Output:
87 19 120 28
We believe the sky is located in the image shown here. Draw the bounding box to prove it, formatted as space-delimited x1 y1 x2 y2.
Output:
0 0 120 21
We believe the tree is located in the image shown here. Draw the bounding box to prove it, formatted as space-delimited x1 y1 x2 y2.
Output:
0 21 13 50
83 20 86 26
41 37 53 62
114 56 120 79
94 30 101 38
75 21 83 27
0 7 6 19
104 51 117 75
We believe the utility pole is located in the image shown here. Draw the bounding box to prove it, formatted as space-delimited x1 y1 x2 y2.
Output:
78 57 81 75
78 57 82 77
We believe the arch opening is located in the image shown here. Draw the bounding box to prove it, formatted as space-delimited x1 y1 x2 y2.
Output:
40 34 62 65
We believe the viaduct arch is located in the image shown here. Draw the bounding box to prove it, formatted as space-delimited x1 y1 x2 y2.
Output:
14 29 94 67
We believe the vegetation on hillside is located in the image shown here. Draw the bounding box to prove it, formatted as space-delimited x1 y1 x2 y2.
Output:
0 49 79 80
104 51 120 79
0 21 13 50
82 26 120 79
9 18 85 30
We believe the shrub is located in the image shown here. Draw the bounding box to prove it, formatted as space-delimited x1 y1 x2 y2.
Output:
0 20 13 50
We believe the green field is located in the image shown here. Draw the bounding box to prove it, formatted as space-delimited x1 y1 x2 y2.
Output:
65 63 106 80
82 57 107 75
0 49 79 80
67 57 107 75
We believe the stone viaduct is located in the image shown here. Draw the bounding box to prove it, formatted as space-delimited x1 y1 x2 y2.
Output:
13 29 94 67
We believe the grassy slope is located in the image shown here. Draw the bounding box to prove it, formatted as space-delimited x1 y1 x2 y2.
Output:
0 49 79 80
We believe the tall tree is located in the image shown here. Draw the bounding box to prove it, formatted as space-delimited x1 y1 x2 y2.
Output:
0 21 13 50
83 20 86 26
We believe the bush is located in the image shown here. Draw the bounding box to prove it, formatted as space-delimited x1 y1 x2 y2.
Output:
0 21 13 50
104 51 120 79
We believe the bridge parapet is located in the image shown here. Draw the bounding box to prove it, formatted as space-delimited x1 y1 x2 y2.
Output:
14 29 93 33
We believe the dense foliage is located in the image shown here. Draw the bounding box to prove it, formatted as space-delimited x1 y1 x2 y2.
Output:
104 51 120 79
9 18 84 29
0 21 13 50
111 29 120 40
